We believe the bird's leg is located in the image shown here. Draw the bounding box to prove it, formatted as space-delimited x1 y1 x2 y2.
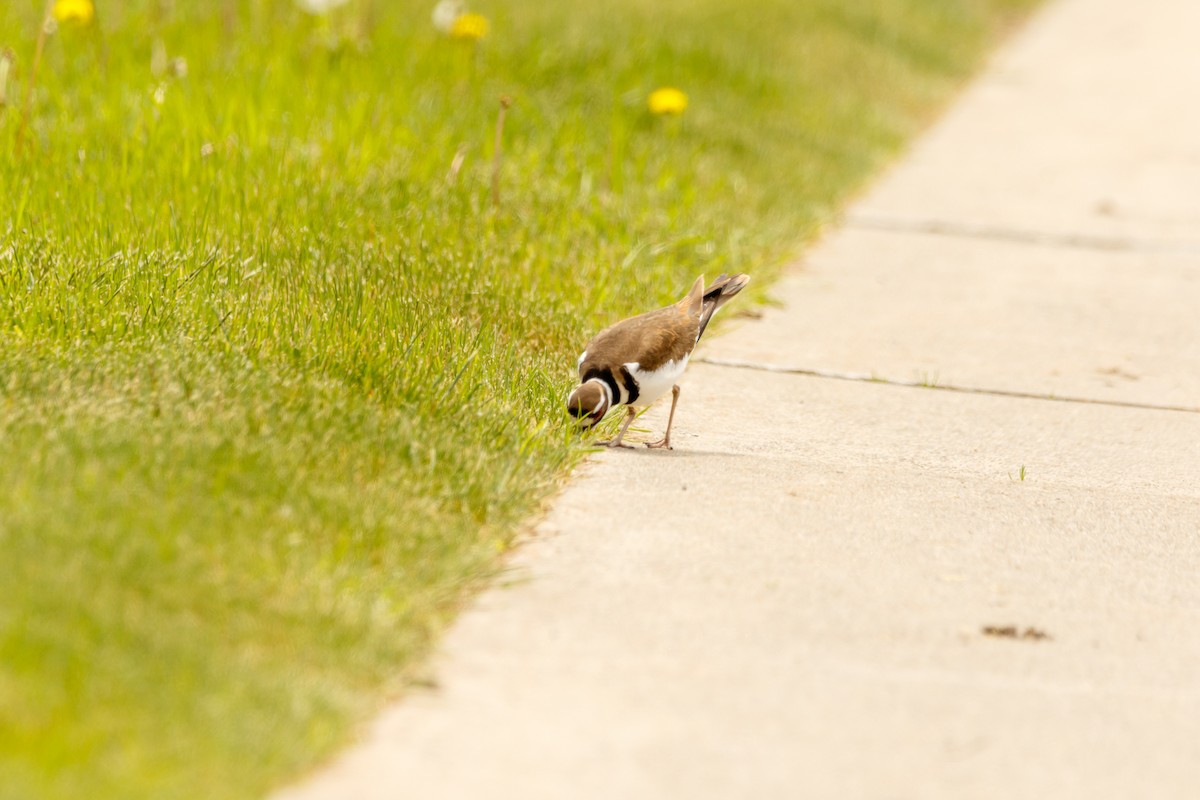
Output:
597 406 637 449
645 385 680 450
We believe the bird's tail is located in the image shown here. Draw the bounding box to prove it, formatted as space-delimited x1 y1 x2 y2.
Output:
696 273 750 341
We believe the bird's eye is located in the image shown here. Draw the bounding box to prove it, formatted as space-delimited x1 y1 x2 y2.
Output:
567 403 586 417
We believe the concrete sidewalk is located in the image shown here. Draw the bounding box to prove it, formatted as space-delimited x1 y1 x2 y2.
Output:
279 0 1200 797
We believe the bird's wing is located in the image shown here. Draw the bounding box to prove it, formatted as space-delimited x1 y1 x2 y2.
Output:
580 304 697 378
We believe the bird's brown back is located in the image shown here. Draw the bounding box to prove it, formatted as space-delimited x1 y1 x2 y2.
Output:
579 303 699 377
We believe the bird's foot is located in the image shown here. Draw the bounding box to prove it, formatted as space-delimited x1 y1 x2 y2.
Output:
645 438 673 450
597 439 635 449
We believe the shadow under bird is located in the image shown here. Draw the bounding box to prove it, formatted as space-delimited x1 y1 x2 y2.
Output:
567 273 751 449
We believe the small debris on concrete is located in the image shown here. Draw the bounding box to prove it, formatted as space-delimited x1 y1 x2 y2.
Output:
982 625 1052 641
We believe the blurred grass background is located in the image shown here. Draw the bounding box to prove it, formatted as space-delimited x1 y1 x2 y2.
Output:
0 0 1037 797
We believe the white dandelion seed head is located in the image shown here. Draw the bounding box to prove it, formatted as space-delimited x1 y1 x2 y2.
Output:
296 0 351 15
432 0 466 33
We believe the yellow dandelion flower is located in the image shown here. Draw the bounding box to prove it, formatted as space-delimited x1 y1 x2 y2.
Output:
648 87 688 115
450 13 489 41
52 0 94 24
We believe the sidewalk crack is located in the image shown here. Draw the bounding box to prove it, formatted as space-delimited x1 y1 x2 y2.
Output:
695 356 1200 415
846 213 1200 255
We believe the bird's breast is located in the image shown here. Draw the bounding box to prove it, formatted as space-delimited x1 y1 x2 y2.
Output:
625 356 689 407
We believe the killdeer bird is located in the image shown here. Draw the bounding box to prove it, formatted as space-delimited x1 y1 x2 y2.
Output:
567 273 750 448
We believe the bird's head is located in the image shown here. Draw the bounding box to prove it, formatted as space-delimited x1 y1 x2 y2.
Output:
566 380 610 429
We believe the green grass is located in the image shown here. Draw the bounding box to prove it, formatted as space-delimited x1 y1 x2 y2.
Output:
0 0 1037 797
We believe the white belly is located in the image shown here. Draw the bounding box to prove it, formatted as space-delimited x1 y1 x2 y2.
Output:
626 356 688 407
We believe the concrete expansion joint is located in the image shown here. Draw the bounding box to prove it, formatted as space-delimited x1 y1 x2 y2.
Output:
845 212 1200 255
694 356 1200 415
